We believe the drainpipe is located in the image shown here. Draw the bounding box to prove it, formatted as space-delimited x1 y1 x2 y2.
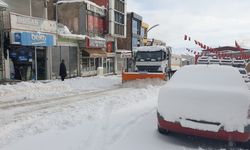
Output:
29 0 32 16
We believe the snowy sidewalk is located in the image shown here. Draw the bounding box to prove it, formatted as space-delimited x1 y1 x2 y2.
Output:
0 76 121 103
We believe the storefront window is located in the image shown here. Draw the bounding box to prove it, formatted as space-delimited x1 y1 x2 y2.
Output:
132 19 141 35
141 27 145 38
132 37 139 48
82 58 88 70
81 58 96 72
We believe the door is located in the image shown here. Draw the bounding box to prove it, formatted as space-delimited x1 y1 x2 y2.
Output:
106 58 111 74
36 47 46 80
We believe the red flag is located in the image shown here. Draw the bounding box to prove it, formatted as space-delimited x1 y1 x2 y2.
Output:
184 35 188 40
235 40 243 53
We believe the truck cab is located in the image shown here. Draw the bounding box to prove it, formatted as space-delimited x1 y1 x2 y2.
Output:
133 46 171 73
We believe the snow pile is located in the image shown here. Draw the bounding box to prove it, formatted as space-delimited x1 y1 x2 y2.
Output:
122 78 166 88
0 75 121 102
57 23 87 40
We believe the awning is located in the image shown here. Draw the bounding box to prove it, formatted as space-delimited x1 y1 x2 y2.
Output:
0 0 7 10
83 49 107 58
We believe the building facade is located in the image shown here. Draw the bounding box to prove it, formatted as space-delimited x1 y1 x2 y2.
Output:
1 0 127 81
3 12 57 81
2 0 57 81
117 12 142 72
89 0 127 74
49 0 107 77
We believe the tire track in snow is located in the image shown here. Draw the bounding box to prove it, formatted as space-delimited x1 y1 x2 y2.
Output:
106 107 156 147
82 100 114 150
0 87 120 110
0 87 130 149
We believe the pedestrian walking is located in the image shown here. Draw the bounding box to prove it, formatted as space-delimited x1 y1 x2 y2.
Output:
59 59 67 81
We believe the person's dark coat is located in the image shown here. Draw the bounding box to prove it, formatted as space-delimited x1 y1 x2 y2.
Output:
59 62 67 77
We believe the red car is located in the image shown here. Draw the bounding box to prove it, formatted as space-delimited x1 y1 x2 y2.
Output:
157 65 250 147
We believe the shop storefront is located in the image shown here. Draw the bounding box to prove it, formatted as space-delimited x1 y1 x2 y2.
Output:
9 31 55 81
51 32 82 79
4 13 56 81
105 36 116 75
80 37 107 77
116 49 132 73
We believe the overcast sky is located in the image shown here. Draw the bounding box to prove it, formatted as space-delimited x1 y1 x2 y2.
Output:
127 0 250 52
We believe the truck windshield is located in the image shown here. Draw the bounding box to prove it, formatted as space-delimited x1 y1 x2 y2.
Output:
136 51 164 62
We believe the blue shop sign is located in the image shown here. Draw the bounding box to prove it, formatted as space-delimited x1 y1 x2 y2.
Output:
13 32 55 46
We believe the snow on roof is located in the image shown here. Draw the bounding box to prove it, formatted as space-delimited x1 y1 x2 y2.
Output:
57 0 105 10
0 0 7 8
116 49 132 53
133 46 167 52
57 23 87 40
58 34 87 40
57 24 72 34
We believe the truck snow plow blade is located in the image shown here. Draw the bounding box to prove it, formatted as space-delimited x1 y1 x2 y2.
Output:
122 72 167 82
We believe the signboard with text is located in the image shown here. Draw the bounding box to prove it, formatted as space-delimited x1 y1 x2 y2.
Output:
86 37 106 48
86 3 105 16
11 32 55 46
10 13 57 34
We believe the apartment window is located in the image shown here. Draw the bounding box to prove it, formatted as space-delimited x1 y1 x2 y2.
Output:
115 0 124 13
115 23 124 36
115 12 124 24
132 19 141 35
132 37 139 48
141 28 145 38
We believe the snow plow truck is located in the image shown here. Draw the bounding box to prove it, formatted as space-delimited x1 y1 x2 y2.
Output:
122 46 172 82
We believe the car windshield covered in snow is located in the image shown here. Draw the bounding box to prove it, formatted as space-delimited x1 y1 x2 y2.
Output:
135 51 165 62
170 65 244 87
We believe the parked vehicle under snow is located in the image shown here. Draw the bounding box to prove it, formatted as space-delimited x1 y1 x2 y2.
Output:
157 65 250 145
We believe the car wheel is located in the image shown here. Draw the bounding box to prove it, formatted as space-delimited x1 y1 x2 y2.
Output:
241 140 250 149
158 125 170 135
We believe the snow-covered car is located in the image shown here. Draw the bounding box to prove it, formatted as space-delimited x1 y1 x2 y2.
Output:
239 68 249 82
233 59 246 68
220 57 232 66
209 56 220 64
157 65 250 145
197 56 209 64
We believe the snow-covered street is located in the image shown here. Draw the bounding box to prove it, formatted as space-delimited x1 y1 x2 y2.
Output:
0 76 246 150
